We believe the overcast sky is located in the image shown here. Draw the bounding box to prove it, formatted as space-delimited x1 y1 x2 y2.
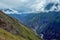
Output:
0 0 60 13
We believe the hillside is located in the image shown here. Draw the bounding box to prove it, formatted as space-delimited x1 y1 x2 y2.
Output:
0 10 42 40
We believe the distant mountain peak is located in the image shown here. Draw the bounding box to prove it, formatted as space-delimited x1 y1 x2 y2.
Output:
2 8 20 14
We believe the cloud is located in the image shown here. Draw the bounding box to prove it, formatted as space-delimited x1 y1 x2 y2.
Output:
30 0 46 12
30 0 60 12
0 0 33 8
0 0 36 11
0 0 60 13
0 2 10 9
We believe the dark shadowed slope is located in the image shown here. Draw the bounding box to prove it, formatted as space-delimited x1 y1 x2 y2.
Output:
8 11 60 40
0 10 42 40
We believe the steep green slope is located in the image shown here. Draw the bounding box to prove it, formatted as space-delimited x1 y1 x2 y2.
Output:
0 28 23 40
0 10 42 40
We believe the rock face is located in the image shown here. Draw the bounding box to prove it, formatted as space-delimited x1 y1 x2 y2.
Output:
0 10 42 40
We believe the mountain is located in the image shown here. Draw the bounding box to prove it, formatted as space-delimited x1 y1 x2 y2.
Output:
2 8 19 14
0 10 42 40
7 11 60 40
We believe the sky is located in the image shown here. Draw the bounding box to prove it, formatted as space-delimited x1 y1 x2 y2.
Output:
0 0 60 13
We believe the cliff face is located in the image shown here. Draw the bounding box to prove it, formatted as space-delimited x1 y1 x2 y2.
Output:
0 11 42 40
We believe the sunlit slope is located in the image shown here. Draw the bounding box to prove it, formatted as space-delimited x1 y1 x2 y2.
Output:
0 11 42 40
0 28 23 40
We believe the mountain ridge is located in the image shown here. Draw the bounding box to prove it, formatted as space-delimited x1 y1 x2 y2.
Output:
7 11 60 40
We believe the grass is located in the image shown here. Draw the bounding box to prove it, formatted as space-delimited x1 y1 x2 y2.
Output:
0 28 23 40
0 10 42 40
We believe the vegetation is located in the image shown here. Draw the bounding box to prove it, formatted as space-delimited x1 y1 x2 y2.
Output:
0 10 42 40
